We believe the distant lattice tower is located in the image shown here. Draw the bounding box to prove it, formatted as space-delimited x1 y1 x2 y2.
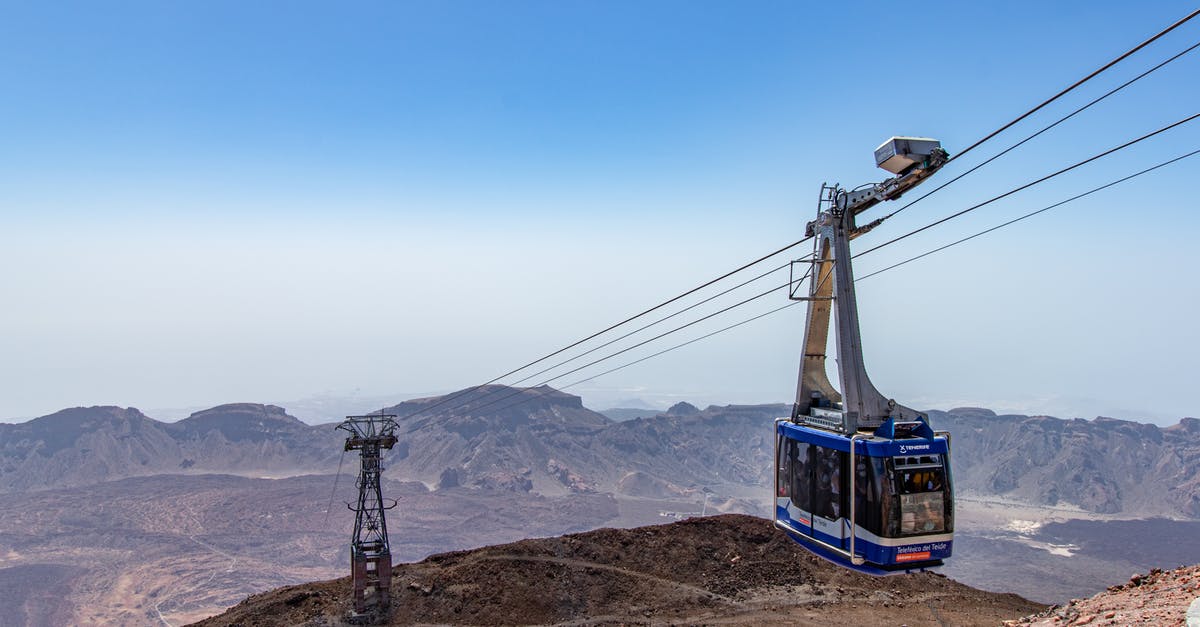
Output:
338 413 399 615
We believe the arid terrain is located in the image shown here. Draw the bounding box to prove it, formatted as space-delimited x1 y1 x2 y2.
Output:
195 514 1045 626
1 390 1198 624
0 475 617 626
1011 564 1200 626
943 497 1200 602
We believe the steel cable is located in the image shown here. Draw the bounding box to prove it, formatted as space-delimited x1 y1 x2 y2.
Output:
390 238 812 421
467 143 1200 417
881 37 1200 220
453 279 797 417
455 258 807 411
386 15 1200 422
857 146 1200 280
950 7 1200 163
855 112 1200 259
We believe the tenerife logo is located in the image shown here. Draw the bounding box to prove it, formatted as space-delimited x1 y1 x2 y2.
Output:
898 443 931 454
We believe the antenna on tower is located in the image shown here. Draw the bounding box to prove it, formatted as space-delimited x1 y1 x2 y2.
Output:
338 411 399 616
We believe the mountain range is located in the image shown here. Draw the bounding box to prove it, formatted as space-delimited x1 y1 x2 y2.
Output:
2 385 1199 623
3 389 1198 519
0 404 343 492
929 407 1200 517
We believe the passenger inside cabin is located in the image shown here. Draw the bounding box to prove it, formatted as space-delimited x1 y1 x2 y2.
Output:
829 461 841 518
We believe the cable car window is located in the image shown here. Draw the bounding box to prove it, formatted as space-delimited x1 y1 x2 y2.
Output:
896 465 946 534
777 434 787 497
788 441 812 512
853 456 885 535
814 446 844 520
777 436 793 499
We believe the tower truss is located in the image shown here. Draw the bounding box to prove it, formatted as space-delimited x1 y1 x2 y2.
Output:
338 412 399 615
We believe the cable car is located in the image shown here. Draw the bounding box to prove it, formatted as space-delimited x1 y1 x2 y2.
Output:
773 137 954 573
774 415 953 573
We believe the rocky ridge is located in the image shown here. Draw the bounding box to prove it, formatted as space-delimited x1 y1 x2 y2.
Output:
0 404 344 492
193 514 1045 626
933 409 1200 517
1009 565 1200 626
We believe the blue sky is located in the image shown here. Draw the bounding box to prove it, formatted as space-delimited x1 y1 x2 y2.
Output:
2 1 1198 424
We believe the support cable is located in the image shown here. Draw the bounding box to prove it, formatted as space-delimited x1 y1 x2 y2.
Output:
855 112 1200 259
857 146 1200 281
322 447 347 529
392 238 811 420
403 117 1199 420
457 279 796 416
460 258 803 410
469 145 1200 417
949 8 1200 163
882 37 1200 220
480 300 804 416
559 301 801 391
390 16 1200 422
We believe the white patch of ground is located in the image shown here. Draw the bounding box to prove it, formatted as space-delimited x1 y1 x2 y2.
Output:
1005 519 1043 535
1043 544 1077 557
1016 539 1078 557
959 500 1082 557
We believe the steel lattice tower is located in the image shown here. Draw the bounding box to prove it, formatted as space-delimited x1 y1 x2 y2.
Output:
338 413 399 614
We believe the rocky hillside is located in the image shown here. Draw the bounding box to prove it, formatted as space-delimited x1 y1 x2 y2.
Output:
194 514 1044 626
1010 564 1200 626
379 385 615 493
0 406 176 491
0 404 344 492
380 388 779 497
0 388 778 502
168 404 343 472
932 408 1200 517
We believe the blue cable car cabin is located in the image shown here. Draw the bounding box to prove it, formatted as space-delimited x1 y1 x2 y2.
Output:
773 416 954 574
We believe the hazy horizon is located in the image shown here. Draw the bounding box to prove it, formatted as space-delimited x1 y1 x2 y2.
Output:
4 383 1192 429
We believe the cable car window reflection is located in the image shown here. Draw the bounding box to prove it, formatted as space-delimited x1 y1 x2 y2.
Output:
813 446 844 520
878 458 900 537
895 461 947 535
788 441 812 512
854 456 886 536
777 436 791 499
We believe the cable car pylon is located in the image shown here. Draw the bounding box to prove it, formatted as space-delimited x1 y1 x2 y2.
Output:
339 412 399 616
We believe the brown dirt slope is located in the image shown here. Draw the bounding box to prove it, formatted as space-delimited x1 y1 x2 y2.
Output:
193 514 1043 626
1009 565 1200 626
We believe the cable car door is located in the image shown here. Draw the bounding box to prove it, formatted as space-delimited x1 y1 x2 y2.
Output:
777 434 814 537
811 445 848 549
